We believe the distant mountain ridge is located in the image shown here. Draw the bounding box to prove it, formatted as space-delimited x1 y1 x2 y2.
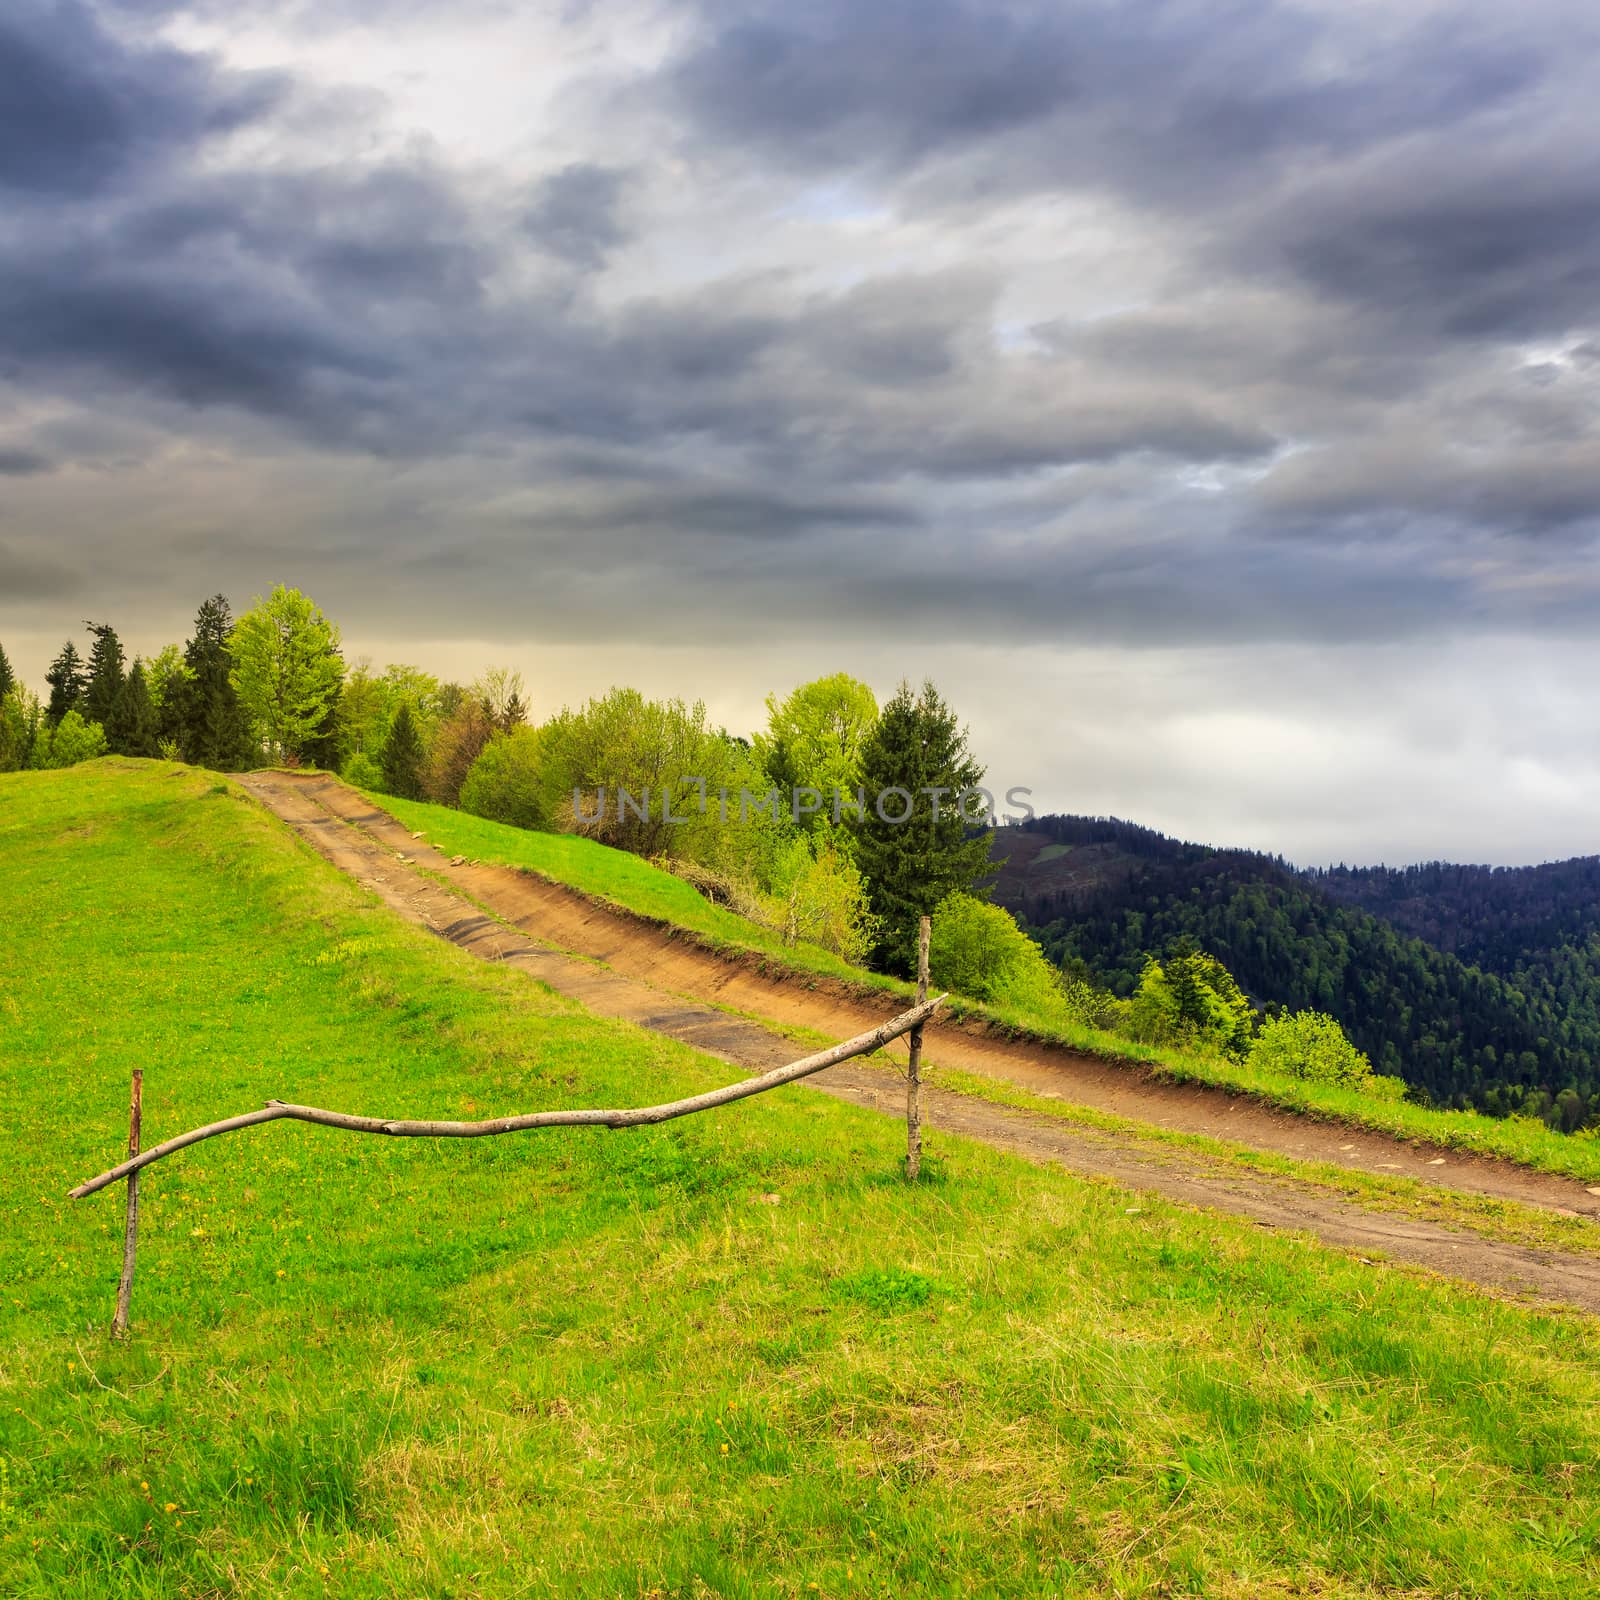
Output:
989 816 1600 1126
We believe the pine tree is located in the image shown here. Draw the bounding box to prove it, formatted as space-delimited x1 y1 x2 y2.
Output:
851 680 994 975
44 640 87 725
107 661 159 757
177 596 255 770
82 622 127 728
380 701 426 800
0 641 12 701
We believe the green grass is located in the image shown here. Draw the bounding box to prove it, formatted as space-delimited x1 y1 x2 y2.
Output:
376 790 1600 1187
7 758 1600 1598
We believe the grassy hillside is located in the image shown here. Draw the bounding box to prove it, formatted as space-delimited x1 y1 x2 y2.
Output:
378 790 1600 1186
8 760 1600 1598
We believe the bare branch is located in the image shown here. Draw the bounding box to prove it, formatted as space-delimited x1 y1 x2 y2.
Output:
70 995 946 1200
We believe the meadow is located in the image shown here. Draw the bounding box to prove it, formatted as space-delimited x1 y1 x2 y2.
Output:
5 760 1600 1598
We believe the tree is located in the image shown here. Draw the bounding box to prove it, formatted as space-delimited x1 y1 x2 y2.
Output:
0 688 41 772
379 702 427 800
851 680 992 975
107 661 158 757
81 622 126 728
460 726 546 828
760 833 880 964
1129 946 1255 1057
477 667 529 734
145 643 192 752
229 585 343 763
0 641 12 701
44 640 86 725
425 698 495 806
31 708 107 769
755 673 877 832
176 596 255 770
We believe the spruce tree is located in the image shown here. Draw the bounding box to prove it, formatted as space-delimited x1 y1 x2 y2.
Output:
851 680 994 975
82 622 127 728
380 701 426 799
177 595 255 770
108 661 159 757
0 641 12 701
44 640 87 725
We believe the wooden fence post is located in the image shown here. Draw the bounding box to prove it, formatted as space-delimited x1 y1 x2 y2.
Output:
907 915 930 1179
111 1069 142 1338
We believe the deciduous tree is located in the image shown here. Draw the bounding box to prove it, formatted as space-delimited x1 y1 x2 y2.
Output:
229 585 343 763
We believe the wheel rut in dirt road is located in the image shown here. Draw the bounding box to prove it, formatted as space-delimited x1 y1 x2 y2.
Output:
239 770 1600 1314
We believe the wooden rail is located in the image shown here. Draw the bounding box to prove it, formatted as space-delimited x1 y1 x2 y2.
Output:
70 994 945 1201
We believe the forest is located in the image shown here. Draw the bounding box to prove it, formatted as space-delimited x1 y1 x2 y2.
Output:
1002 815 1600 1128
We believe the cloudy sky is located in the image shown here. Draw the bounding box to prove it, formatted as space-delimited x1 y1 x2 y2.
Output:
4 0 1599 865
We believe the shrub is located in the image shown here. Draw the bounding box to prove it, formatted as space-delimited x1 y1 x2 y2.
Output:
1128 947 1255 1057
760 833 880 964
29 709 107 770
1251 1009 1374 1089
341 751 383 792
460 727 546 831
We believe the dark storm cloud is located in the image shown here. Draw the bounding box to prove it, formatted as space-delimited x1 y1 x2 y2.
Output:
525 164 632 268
0 449 51 476
0 0 1597 665
0 1 285 197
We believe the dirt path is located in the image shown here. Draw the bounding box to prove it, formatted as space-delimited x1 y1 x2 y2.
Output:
240 771 1600 1312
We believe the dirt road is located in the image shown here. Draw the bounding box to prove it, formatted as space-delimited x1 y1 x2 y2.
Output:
240 771 1600 1312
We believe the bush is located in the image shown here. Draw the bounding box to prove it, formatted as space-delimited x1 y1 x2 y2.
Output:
341 751 383 792
460 727 546 831
29 709 107 770
759 833 880 964
1128 947 1255 1057
1251 1009 1374 1089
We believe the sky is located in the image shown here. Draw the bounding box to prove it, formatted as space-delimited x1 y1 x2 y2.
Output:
3 0 1599 867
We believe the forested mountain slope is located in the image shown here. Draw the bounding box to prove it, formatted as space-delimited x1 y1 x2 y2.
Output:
991 819 1600 1123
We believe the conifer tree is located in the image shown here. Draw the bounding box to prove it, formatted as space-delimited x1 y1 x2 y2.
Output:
0 641 12 701
380 701 426 799
107 661 159 757
44 640 86 725
177 595 255 770
851 680 993 975
82 622 127 728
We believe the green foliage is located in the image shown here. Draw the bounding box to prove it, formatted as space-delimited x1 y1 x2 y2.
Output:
379 701 427 801
176 595 255 771
425 698 494 806
853 680 994 975
229 584 344 763
459 726 545 828
0 688 41 772
537 687 772 878
759 832 880 963
1129 946 1255 1057
336 661 447 766
80 622 125 728
105 660 158 757
43 639 85 725
1251 1009 1375 1089
0 640 12 701
28 708 107 768
754 672 877 833
340 750 383 791
835 1266 935 1313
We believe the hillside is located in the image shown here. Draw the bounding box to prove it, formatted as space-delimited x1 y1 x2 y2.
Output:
11 761 1600 1596
991 817 1600 1122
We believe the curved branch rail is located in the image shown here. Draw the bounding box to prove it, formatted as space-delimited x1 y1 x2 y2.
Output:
70 994 946 1200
